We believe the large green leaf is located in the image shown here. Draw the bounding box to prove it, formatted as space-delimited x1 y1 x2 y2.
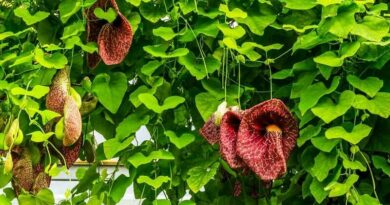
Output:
218 4 247 19
153 27 177 41
372 155 390 177
281 0 317 10
14 7 50 25
110 175 132 203
187 162 219 193
325 174 359 197
310 178 329 203
59 0 82 23
311 91 355 123
299 76 340 114
178 52 220 80
92 72 128 113
34 48 68 69
116 112 150 140
137 176 170 189
339 151 366 171
103 137 133 158
347 75 383 98
351 16 389 42
325 124 372 145
311 151 338 181
138 94 185 113
319 3 359 38
128 150 174 168
297 124 322 147
356 194 381 205
94 7 117 23
0 195 11 205
144 44 189 58
11 85 49 99
164 130 195 149
195 92 222 121
237 4 276 36
352 93 390 118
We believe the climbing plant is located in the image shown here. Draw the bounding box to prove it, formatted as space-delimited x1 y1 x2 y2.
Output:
1 0 390 204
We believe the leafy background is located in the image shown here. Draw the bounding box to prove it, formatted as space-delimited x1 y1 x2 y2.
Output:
0 0 390 204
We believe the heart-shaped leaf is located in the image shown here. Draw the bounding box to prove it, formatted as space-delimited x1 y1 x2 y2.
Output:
137 176 170 189
92 72 128 113
94 7 118 23
144 44 189 58
128 150 174 168
347 75 383 97
325 124 372 144
34 48 68 69
311 90 355 124
14 7 50 25
138 93 185 113
164 131 195 149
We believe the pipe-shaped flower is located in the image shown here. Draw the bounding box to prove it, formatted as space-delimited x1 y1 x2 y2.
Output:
237 99 298 181
86 0 133 68
219 111 245 169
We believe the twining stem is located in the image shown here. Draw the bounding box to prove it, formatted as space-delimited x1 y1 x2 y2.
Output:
359 150 379 199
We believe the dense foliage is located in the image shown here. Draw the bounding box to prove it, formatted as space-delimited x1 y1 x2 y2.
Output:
1 0 390 204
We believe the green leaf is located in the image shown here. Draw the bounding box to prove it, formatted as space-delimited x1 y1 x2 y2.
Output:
30 131 54 142
153 200 172 205
299 76 340 114
310 178 329 204
311 151 338 181
178 0 196 15
339 151 366 172
293 31 337 52
164 130 195 149
347 75 383 98
141 60 163 77
129 78 163 107
94 7 117 23
14 7 50 25
352 93 390 118
311 136 340 153
297 124 321 147
137 176 170 189
61 21 85 40
237 5 276 36
351 16 389 42
126 0 141 7
313 51 343 67
144 44 189 58
59 0 82 23
195 92 221 121
103 137 133 158
38 110 61 124
110 175 132 203
139 2 166 23
372 155 390 177
319 3 358 38
218 4 247 19
356 194 381 205
11 85 49 99
325 174 359 197
311 90 355 124
116 112 150 140
178 52 220 80
281 0 317 10
0 195 11 205
218 24 246 39
92 72 128 113
19 189 55 205
153 27 177 41
187 162 219 193
34 48 68 69
139 94 185 114
325 124 372 145
128 150 174 168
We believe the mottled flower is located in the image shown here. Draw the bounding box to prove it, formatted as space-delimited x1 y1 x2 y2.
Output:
237 99 298 181
86 0 133 68
220 110 245 169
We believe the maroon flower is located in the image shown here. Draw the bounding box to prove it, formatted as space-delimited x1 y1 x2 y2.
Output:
62 137 82 168
236 99 298 181
219 111 245 169
86 0 133 68
199 115 220 145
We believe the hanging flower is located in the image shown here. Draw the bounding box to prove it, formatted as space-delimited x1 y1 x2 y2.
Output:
219 110 245 169
236 99 298 181
86 0 133 68
199 102 230 145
